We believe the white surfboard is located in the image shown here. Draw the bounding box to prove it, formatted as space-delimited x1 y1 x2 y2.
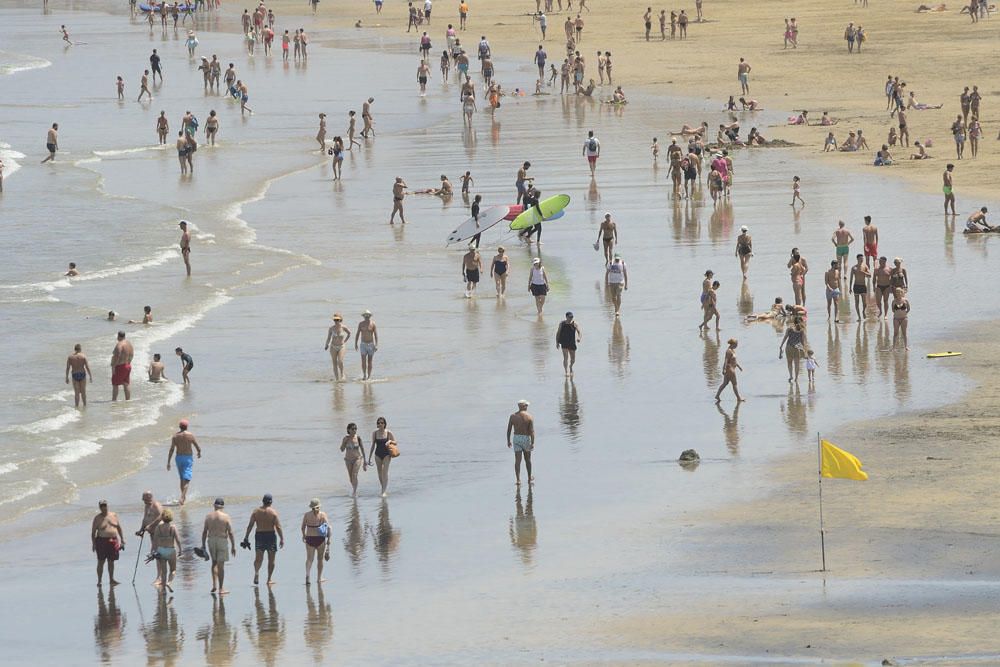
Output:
446 205 510 245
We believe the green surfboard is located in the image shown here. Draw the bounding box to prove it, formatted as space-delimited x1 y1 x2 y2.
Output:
509 194 571 230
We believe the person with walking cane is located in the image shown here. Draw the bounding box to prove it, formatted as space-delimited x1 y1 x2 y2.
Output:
132 491 163 584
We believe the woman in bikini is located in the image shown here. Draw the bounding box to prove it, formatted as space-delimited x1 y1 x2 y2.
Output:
340 422 366 495
891 288 910 350
714 338 744 402
789 254 807 306
490 246 509 296
324 313 352 381
968 117 982 158
300 498 330 584
205 110 219 146
890 257 909 292
368 417 396 497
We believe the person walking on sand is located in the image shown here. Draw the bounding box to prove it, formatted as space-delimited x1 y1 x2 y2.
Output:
791 175 805 206
832 220 854 277
361 97 375 138
583 130 600 175
324 313 351 381
40 123 59 164
491 246 510 297
301 499 330 585
175 347 194 384
735 225 752 279
597 213 617 263
167 419 201 505
178 220 192 276
110 331 134 401
340 422 367 496
66 343 93 407
737 58 751 95
354 310 379 380
850 253 871 319
951 115 966 160
714 339 744 402
862 215 878 269
92 500 125 586
779 317 808 383
699 280 720 331
824 260 841 321
462 244 482 298
605 254 628 316
367 416 396 497
389 177 407 224
528 257 550 315
507 400 535 486
201 498 236 594
242 494 284 586
556 312 581 375
150 509 181 592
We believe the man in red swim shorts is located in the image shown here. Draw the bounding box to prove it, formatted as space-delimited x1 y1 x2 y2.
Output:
582 129 601 176
91 500 125 585
862 214 879 268
110 331 134 401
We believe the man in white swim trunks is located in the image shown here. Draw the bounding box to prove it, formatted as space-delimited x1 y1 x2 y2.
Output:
354 310 379 380
506 399 535 486
201 498 236 594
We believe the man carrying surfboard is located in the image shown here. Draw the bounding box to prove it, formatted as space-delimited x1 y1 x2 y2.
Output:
462 245 482 298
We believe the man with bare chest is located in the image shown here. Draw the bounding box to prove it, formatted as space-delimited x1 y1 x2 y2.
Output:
242 494 284 586
506 399 535 486
110 331 134 401
92 500 125 586
167 419 201 505
65 343 92 407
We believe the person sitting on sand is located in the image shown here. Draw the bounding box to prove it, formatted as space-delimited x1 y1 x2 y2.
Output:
784 303 808 320
820 111 839 126
578 78 596 97
748 127 767 146
965 207 994 233
910 140 930 159
788 110 808 125
611 86 627 104
839 131 858 151
823 132 837 152
874 144 894 166
916 3 947 11
739 97 763 111
887 127 898 146
906 91 943 110
745 297 787 321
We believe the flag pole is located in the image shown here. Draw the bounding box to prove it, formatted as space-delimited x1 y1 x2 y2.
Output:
817 433 827 572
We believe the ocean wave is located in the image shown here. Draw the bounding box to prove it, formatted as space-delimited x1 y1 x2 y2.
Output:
0 463 17 476
6 408 81 435
48 439 101 464
0 248 177 292
93 145 167 157
0 479 48 506
0 50 52 76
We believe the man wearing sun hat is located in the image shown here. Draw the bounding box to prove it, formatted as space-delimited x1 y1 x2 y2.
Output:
167 419 201 505
354 309 379 381
325 312 352 381
506 399 536 486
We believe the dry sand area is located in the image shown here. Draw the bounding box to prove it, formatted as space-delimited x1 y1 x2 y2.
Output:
299 0 999 201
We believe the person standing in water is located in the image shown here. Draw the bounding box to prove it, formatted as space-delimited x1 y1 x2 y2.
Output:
340 422 367 496
714 338 744 402
528 257 549 315
315 113 327 151
735 225 752 279
556 312 581 375
943 163 956 215
596 213 617 263
361 97 375 138
354 310 378 381
891 287 910 350
178 220 192 276
110 331 134 401
368 416 396 497
65 343 93 407
831 220 854 277
175 347 194 384
462 244 482 298
324 313 351 381
850 253 871 319
243 494 284 587
605 254 628 316
491 246 510 297
167 419 201 505
40 123 59 164
300 499 330 585
824 260 841 321
506 400 535 486
201 498 236 595
862 215 878 269
92 500 125 586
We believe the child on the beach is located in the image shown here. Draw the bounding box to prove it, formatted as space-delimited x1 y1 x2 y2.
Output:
791 175 805 206
823 132 837 152
651 137 659 161
460 170 474 194
805 348 818 384
116 76 124 100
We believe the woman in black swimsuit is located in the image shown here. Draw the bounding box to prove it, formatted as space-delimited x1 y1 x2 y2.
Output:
490 246 509 297
368 416 397 497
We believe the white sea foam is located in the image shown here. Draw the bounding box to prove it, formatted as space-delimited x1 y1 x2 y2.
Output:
7 408 80 435
0 248 177 292
93 145 166 157
0 479 47 506
0 142 25 179
0 50 52 76
0 464 17 476
49 439 101 464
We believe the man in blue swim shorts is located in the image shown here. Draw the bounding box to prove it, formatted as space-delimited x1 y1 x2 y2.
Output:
167 419 201 505
506 399 535 486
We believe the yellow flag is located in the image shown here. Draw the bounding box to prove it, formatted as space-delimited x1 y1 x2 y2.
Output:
821 440 868 481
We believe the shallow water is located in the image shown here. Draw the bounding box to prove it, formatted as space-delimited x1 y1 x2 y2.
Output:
0 1 995 664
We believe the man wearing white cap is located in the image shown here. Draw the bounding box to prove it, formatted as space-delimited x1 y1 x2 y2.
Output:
506 399 535 485
201 498 235 594
354 310 379 380
167 419 201 505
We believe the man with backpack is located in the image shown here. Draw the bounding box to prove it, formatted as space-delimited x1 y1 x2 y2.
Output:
582 130 601 175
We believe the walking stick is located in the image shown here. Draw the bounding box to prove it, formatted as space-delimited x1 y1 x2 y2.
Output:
131 532 145 585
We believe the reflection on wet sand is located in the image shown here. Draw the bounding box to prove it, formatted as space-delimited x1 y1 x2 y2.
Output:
242 587 285 667
893 349 911 401
372 499 400 573
175 507 198 590
738 281 754 318
701 329 721 388
780 384 808 436
303 584 334 663
508 489 537 566
141 593 184 667
342 499 368 570
825 321 843 378
715 401 741 456
94 587 125 664
559 378 582 443
852 321 872 381
197 596 237 667
607 318 630 378
708 202 733 244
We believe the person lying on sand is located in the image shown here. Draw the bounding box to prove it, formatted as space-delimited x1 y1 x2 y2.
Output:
916 3 947 11
745 298 787 321
910 141 931 159
906 91 943 110
671 122 708 137
413 175 454 196
788 110 808 125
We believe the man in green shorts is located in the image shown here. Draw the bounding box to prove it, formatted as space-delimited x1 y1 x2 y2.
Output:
831 219 854 277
